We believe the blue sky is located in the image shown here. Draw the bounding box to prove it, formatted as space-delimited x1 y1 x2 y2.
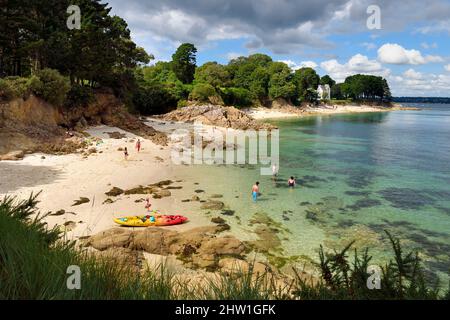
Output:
107 0 450 96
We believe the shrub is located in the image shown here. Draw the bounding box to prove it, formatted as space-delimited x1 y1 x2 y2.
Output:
0 76 33 100
177 99 188 109
29 68 70 106
66 84 95 107
221 87 253 108
189 83 218 103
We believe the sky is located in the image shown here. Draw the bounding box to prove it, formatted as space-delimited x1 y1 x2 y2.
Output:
106 0 450 97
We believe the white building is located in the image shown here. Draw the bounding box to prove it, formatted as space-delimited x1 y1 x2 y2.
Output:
317 84 331 100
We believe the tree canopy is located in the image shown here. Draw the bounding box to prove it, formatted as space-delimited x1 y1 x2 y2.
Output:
171 43 197 84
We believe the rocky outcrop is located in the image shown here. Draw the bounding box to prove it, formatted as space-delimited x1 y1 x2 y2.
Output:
0 150 25 161
84 225 246 271
0 92 167 159
158 104 275 130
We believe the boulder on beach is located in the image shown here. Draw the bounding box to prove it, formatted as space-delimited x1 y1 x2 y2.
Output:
86 228 134 251
72 197 90 206
0 150 25 161
105 187 124 197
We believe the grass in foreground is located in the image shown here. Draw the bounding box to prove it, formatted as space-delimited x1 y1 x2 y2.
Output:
0 194 448 300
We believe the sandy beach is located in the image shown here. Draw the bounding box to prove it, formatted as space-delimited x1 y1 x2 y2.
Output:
0 124 214 241
245 104 414 120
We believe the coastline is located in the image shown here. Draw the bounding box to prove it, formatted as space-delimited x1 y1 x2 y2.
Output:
244 103 418 120
0 102 425 280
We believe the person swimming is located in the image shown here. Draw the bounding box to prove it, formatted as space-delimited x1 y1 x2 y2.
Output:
252 182 260 202
288 176 296 188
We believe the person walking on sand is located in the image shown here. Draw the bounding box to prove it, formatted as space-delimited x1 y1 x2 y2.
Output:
145 197 152 212
252 182 260 202
124 147 129 160
136 139 142 152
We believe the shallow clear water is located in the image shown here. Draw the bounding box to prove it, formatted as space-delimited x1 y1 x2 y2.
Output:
175 103 450 282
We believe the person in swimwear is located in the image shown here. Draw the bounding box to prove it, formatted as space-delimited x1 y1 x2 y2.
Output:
124 147 129 160
145 197 152 212
252 182 260 202
136 139 141 152
288 176 296 188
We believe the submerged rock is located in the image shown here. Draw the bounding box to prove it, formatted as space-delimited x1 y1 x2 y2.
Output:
211 217 226 224
220 209 235 216
201 200 225 210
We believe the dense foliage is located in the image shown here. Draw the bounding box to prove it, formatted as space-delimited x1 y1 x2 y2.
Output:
0 0 393 113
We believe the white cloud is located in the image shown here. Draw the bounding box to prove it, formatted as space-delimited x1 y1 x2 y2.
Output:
361 42 376 50
421 42 438 49
227 52 244 61
416 21 450 35
389 68 450 96
279 60 318 71
299 61 318 69
445 64 450 72
403 68 423 80
377 43 444 65
321 54 390 82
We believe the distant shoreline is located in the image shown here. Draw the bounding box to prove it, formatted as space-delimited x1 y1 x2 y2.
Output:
244 104 419 120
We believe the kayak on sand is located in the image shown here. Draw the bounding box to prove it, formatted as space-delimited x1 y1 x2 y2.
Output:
113 214 188 227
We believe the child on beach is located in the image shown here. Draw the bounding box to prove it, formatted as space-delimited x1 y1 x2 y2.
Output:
252 182 260 202
145 197 152 212
124 147 129 160
136 139 141 152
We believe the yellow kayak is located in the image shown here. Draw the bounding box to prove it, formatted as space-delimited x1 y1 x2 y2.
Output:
113 214 188 227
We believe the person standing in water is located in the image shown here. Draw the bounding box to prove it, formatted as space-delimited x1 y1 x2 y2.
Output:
288 176 296 188
136 139 142 152
252 182 260 202
124 147 129 160
272 164 278 177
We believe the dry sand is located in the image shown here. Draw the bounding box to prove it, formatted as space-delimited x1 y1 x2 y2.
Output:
0 125 212 241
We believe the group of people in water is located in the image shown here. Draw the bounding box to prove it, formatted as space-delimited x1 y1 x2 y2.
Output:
123 139 142 160
251 164 297 202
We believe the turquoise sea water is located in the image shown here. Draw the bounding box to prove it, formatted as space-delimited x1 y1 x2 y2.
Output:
175 103 450 282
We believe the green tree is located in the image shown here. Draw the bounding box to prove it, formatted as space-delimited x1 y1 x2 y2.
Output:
320 75 336 87
293 67 320 102
194 62 230 88
268 62 296 100
171 43 197 84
